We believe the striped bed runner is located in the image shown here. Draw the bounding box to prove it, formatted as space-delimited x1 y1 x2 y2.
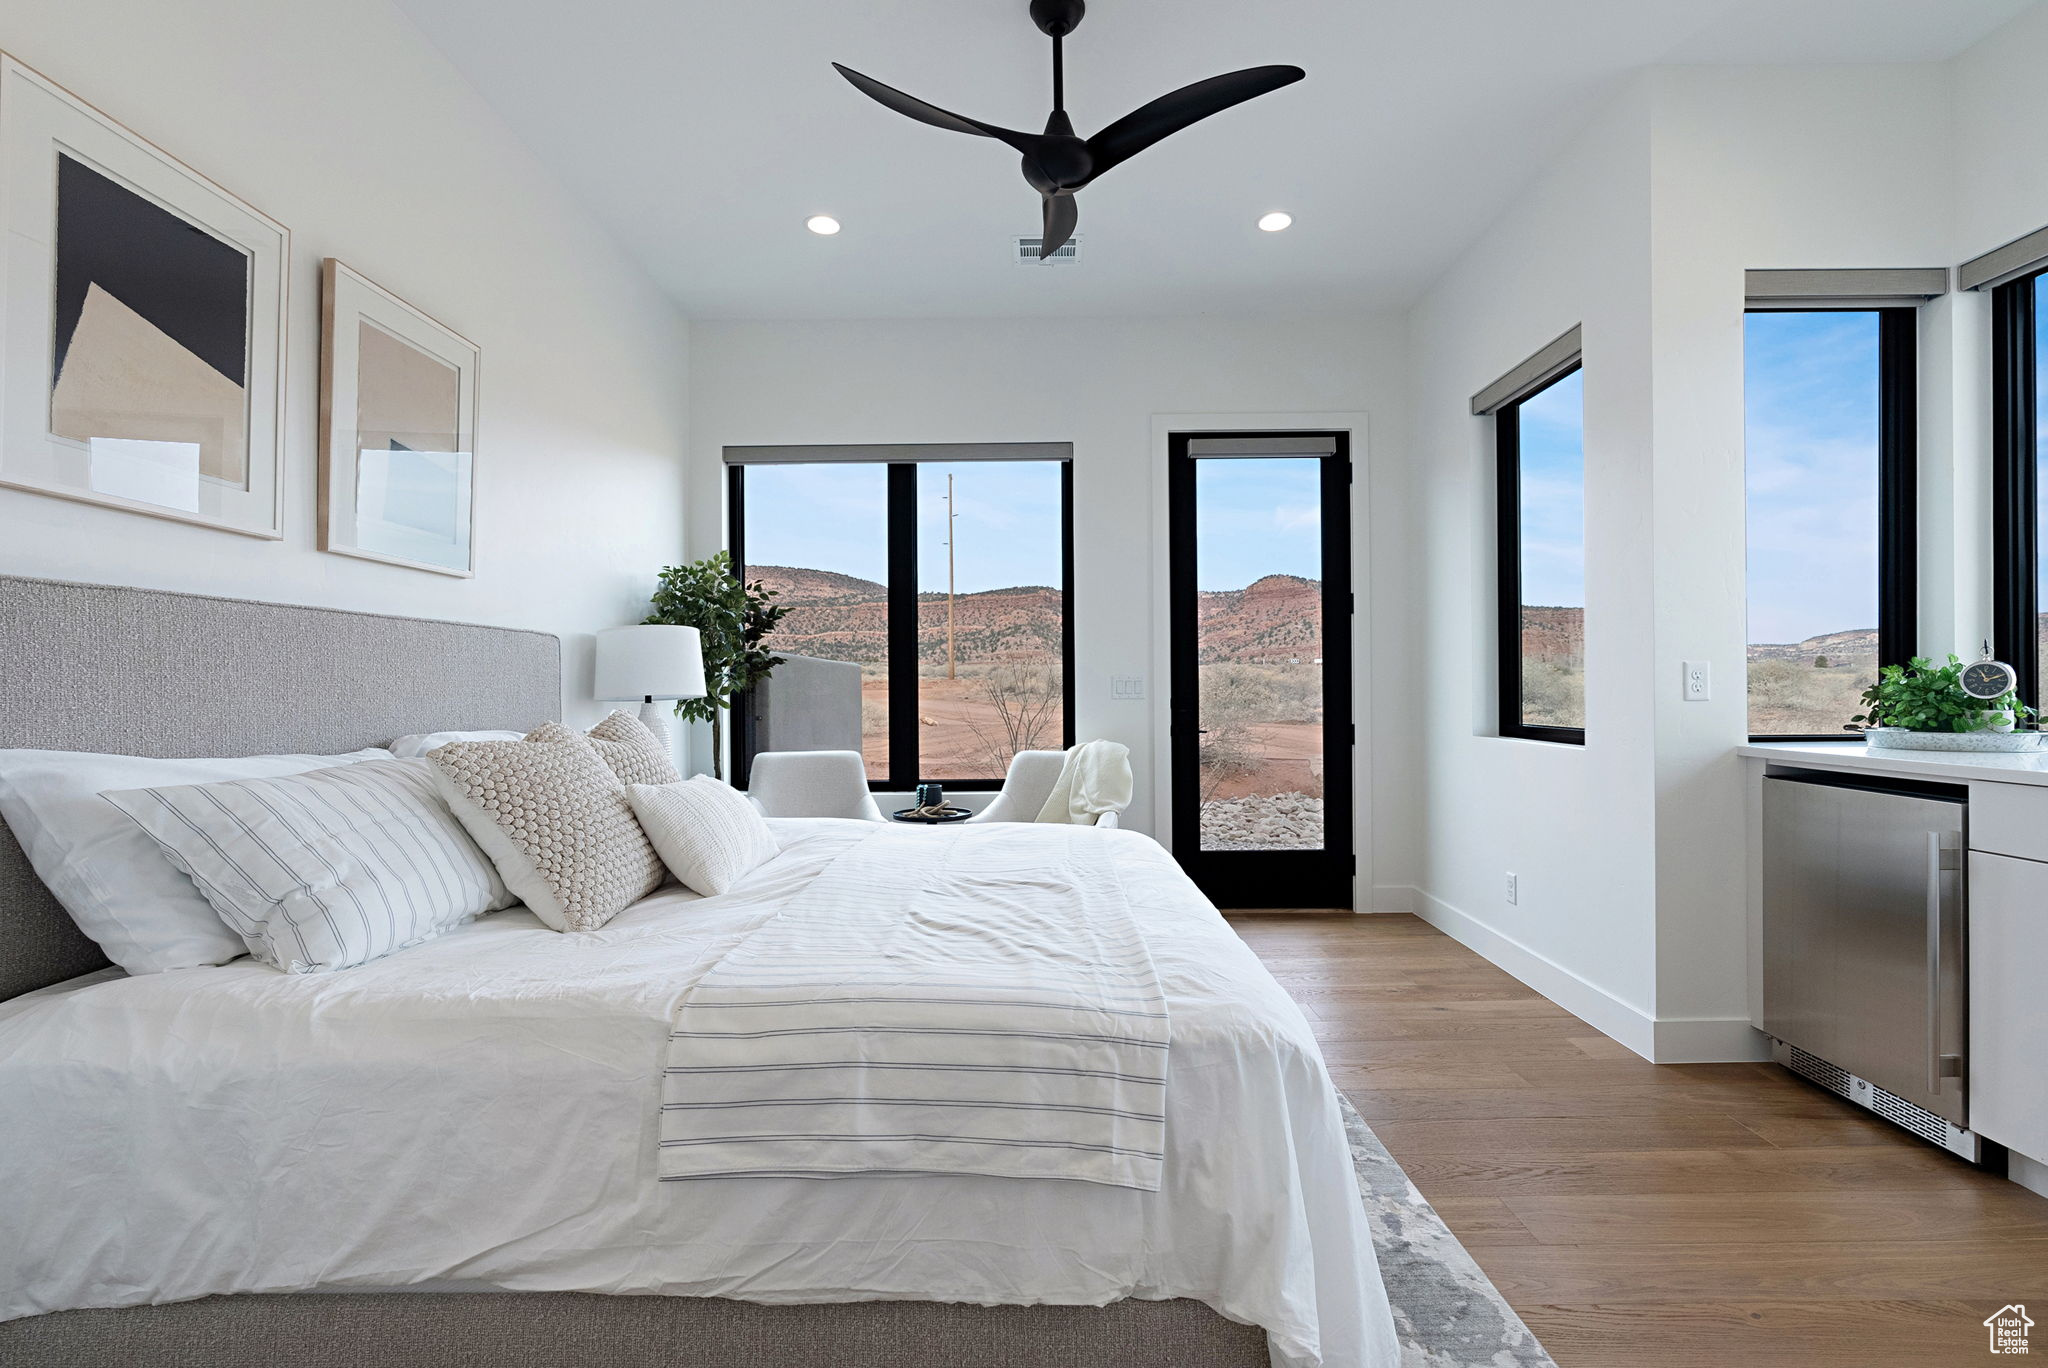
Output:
659 823 1170 1190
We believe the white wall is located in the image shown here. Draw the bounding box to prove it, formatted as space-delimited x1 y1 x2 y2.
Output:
1399 10 2048 1061
685 315 1418 898
0 0 690 726
1953 2 2048 264
1643 65 1955 1048
1404 80 1663 1053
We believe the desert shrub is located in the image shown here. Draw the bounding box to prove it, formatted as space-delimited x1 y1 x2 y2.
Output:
1198 726 1263 802
1199 662 1321 726
963 661 1064 775
1520 662 1585 729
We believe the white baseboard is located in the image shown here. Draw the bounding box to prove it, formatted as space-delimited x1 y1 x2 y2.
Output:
1652 1015 1772 1064
1368 884 1417 914
1400 885 1767 1064
2010 1148 2048 1201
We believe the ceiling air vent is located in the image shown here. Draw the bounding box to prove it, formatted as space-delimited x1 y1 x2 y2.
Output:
1016 235 1080 265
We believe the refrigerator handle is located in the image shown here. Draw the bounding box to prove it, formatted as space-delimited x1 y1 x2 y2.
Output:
1926 831 1964 1093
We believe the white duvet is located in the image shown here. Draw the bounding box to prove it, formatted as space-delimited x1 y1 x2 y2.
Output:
0 821 1398 1368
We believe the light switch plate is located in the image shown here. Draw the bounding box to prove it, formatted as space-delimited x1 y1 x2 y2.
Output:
1683 660 1710 702
1111 674 1146 701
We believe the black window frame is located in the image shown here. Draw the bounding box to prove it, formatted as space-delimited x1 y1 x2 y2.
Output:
728 458 1076 791
1494 362 1588 746
1741 305 1919 742
1991 270 2043 712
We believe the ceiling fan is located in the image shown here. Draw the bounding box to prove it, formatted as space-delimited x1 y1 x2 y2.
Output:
833 0 1304 259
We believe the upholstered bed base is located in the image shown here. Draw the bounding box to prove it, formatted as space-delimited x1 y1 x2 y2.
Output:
0 1293 1269 1367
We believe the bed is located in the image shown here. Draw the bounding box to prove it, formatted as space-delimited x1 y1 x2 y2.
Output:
0 575 1399 1368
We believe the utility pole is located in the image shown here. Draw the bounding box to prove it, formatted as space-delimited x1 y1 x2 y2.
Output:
945 472 957 680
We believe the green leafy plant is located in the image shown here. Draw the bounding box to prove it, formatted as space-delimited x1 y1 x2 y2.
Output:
1850 654 2035 734
642 552 787 779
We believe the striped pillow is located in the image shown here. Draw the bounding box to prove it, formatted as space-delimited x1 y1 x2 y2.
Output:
103 758 515 974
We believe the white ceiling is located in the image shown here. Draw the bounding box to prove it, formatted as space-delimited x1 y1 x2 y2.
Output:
396 0 2035 320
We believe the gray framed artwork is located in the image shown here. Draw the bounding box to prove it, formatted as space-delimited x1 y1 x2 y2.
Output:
0 54 289 538
319 260 480 577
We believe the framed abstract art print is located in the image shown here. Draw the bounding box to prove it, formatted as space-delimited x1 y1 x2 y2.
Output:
0 53 288 538
318 259 480 577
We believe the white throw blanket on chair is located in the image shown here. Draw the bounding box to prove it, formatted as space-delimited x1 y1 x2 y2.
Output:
1035 739 1133 825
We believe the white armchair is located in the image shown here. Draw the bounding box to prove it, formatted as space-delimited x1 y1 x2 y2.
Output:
967 750 1121 828
746 750 886 822
966 750 1066 823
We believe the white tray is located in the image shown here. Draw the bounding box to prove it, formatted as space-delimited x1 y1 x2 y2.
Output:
1864 727 2045 753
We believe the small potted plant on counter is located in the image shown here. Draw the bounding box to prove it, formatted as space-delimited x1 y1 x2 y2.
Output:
1851 654 2040 752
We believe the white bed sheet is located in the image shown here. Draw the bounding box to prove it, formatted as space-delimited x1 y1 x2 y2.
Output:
0 821 1398 1368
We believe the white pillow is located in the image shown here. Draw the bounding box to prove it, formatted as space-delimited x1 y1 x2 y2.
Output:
627 776 780 897
0 745 391 974
388 730 524 758
103 758 514 974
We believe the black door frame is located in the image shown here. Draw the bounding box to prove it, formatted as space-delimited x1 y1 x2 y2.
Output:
1167 432 1354 909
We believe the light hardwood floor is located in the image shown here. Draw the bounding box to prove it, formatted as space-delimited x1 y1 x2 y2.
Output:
1227 912 2048 1368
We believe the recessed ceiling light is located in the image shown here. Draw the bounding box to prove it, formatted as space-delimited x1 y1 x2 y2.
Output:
806 215 842 236
1258 211 1293 232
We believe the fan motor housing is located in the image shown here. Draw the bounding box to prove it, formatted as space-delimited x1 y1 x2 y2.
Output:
1030 0 1085 37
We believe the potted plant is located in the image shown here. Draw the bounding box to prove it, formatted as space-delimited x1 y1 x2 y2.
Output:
642 552 787 779
1851 654 2037 751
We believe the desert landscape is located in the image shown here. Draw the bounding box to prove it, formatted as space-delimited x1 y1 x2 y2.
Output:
753 565 1332 847
750 565 1947 839
1521 605 1938 736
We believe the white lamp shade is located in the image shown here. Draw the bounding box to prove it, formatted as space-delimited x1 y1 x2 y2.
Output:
594 625 706 702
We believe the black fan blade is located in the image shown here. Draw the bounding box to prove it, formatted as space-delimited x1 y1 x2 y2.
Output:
1084 65 1305 179
1040 194 1078 258
832 63 1051 163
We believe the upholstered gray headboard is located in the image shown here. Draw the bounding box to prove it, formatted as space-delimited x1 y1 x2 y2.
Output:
0 575 562 1000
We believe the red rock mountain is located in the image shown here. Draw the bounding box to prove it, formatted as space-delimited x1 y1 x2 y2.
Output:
750 567 1327 666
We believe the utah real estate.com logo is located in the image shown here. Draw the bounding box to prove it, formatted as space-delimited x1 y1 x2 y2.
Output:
1986 1304 2034 1355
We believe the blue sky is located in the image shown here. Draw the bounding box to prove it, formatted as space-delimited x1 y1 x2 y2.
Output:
1517 370 1586 608
915 462 1062 591
1194 457 1322 591
744 457 1325 595
741 463 889 583
1744 310 1881 646
739 461 1065 592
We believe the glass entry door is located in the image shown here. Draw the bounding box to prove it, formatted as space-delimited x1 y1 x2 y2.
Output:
1168 432 1353 908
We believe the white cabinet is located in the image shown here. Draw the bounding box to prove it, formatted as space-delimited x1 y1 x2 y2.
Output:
1969 782 2048 863
1968 851 2048 1159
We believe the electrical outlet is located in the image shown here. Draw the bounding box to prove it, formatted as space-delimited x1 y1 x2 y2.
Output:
1683 660 1711 702
1505 872 1519 905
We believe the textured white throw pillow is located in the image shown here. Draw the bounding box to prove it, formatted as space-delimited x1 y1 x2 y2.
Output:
428 726 664 932
627 777 780 897
103 758 514 974
577 710 681 787
0 745 391 974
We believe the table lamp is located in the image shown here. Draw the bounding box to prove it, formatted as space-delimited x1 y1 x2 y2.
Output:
594 625 706 749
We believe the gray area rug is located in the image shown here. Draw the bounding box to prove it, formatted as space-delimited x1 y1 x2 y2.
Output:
1342 1095 1558 1368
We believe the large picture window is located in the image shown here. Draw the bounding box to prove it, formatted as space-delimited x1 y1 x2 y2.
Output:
1494 364 1586 743
1743 308 1916 738
729 455 1073 789
1992 269 2048 710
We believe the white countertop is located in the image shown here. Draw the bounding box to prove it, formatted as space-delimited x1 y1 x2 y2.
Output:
1740 739 2048 788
